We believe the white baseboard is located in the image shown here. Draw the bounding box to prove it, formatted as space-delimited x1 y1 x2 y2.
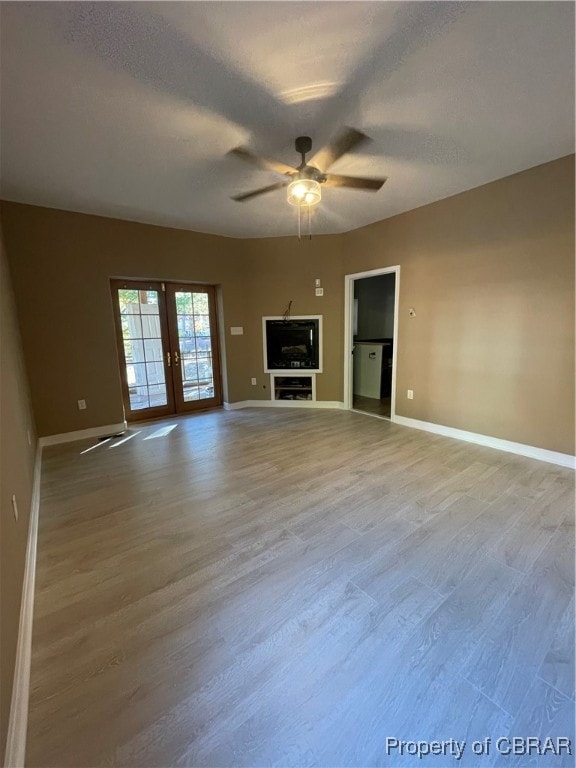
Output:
4 445 42 768
39 421 127 448
393 415 575 469
223 400 344 411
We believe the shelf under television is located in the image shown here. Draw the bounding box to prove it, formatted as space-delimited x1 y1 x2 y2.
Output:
271 373 316 402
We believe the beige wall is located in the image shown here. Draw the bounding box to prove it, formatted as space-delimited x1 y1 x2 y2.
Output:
0 229 37 757
1 154 574 454
344 155 575 454
1 205 251 436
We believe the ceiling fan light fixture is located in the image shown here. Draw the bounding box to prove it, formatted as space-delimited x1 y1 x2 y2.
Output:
287 178 321 207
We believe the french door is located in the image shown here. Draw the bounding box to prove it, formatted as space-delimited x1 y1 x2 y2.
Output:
111 280 222 421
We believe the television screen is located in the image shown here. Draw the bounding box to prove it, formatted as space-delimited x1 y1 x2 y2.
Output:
265 319 320 370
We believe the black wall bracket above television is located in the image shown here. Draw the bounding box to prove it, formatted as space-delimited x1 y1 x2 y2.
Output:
262 316 323 373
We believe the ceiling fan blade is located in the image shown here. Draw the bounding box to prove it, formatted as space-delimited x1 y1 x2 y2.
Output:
229 147 297 176
231 181 289 202
309 127 371 172
323 173 387 191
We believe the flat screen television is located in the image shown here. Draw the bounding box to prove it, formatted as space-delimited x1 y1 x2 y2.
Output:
264 317 321 372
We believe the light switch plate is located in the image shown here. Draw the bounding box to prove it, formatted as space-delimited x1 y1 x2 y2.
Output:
230 326 244 335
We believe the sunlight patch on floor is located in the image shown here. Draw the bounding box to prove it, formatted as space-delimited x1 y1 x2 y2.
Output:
80 438 112 455
109 431 141 448
143 425 178 440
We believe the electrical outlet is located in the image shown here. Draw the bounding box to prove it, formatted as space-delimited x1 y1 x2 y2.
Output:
407 389 414 400
251 377 257 386
315 287 324 297
11 494 18 521
78 399 87 410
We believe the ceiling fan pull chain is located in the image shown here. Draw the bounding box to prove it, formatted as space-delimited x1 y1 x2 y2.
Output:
297 203 301 241
308 204 312 240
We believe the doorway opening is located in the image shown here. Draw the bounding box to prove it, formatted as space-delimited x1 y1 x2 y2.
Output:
111 280 223 421
344 266 400 420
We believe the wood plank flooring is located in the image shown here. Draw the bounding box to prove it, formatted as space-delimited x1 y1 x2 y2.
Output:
27 409 575 767
353 395 391 418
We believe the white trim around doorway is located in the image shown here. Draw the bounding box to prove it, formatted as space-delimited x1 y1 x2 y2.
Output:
343 266 400 419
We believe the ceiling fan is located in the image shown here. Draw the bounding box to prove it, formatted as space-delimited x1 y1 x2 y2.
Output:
229 127 387 205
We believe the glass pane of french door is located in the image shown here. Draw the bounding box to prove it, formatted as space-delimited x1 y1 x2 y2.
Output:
111 280 175 420
167 284 222 411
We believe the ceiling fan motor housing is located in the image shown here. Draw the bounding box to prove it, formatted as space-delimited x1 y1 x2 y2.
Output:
297 165 325 182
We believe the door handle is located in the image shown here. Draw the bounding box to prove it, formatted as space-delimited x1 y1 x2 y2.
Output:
369 352 376 359
174 350 180 365
166 351 171 367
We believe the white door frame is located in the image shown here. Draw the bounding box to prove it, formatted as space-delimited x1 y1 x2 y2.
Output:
343 265 400 418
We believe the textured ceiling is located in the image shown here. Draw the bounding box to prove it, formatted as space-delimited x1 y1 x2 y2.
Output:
0 1 574 238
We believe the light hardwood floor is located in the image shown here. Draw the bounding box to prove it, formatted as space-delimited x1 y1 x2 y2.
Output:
27 409 575 767
353 395 391 418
